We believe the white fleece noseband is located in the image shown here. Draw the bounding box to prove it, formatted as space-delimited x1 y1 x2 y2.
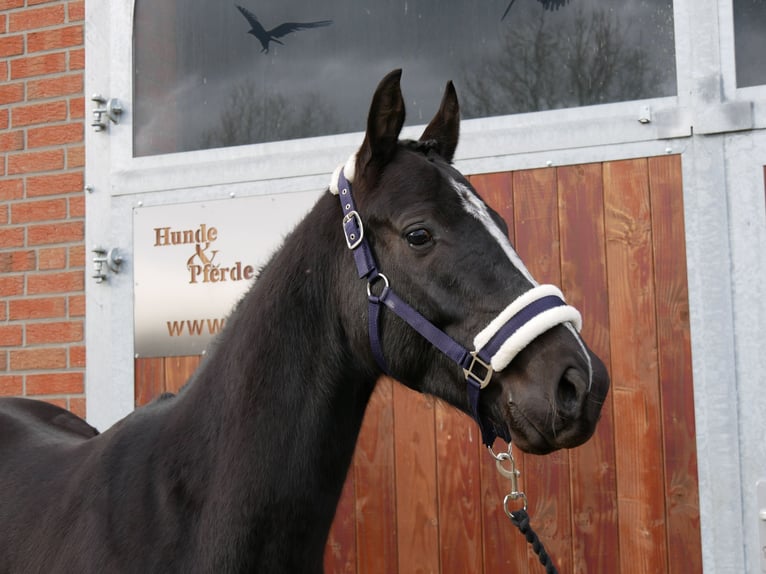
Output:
474 285 582 373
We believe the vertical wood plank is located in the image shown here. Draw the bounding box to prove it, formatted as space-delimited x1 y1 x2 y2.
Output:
325 471 357 574
648 155 702 574
354 377 398 574
393 384 440 574
435 403 482 573
557 163 620 573
134 357 165 407
164 355 201 394
604 159 668 573
472 171 528 574
513 167 572 574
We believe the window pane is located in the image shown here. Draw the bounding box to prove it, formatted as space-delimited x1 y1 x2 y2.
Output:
133 0 676 157
734 0 766 88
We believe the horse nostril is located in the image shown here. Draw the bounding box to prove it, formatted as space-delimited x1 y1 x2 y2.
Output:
557 368 584 413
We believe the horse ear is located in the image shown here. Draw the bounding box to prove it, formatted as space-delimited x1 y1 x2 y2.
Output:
419 80 460 162
358 69 406 177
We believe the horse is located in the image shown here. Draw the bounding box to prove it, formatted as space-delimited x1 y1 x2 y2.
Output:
0 69 609 573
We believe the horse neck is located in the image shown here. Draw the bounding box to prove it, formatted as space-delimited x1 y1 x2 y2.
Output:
167 193 377 567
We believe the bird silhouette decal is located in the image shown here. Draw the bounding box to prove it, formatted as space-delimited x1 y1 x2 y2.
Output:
236 5 332 53
502 0 572 20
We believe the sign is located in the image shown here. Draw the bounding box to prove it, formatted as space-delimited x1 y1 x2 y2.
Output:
133 191 321 357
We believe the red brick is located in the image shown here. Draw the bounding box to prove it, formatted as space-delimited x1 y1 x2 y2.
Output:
28 123 83 148
0 83 24 105
0 14 6 32
0 302 6 321
0 130 24 152
67 195 84 218
69 95 84 119
66 145 84 168
69 396 86 417
27 371 83 395
26 172 82 196
68 47 84 70
0 350 6 371
0 250 36 273
10 52 67 80
7 149 65 175
27 74 82 100
9 5 65 32
10 348 67 370
38 246 67 269
0 179 23 201
0 226 24 248
27 25 83 53
0 34 23 57
69 345 85 367
68 245 84 267
9 297 66 320
26 320 82 344
68 1 84 22
27 270 83 294
0 275 24 297
27 221 83 245
11 198 67 224
0 109 9 130
0 204 7 224
12 101 68 127
0 375 23 396
68 293 84 316
0 0 24 11
0 324 23 346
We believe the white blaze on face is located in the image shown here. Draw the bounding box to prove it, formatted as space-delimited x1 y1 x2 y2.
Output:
451 177 594 389
450 178 537 286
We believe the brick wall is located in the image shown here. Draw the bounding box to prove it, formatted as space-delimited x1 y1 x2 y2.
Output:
0 0 86 417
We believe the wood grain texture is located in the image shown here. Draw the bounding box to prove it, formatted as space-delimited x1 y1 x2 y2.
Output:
164 355 201 394
604 159 668 573
513 167 573 574
393 384 440 574
325 470 357 574
134 357 165 407
435 403 482 573
648 155 702 574
557 163 619 573
353 378 398 574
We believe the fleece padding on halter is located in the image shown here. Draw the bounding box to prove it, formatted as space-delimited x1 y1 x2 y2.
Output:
474 285 581 374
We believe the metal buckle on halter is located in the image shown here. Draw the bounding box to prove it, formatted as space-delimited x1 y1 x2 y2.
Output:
342 210 364 250
463 351 493 389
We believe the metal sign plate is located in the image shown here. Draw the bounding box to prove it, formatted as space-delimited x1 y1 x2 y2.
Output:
133 191 320 357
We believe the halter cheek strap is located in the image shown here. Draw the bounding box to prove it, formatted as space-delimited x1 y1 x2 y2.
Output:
330 165 583 447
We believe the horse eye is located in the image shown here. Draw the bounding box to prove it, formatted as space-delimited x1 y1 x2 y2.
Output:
405 228 433 247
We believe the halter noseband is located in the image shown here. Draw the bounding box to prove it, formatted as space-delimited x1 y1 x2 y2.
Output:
330 162 582 446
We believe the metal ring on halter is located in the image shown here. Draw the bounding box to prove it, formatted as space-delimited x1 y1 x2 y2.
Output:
366 273 390 300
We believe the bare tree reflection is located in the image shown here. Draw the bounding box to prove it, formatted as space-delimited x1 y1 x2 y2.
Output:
201 81 342 148
462 8 662 118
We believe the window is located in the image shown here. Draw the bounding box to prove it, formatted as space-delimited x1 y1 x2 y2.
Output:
733 0 766 88
133 0 676 156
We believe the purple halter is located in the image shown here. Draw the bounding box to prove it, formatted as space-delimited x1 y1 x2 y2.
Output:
333 167 582 446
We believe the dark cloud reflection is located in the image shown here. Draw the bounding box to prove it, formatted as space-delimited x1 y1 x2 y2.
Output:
134 0 677 157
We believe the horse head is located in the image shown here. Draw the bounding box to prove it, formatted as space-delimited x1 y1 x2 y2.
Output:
332 69 609 455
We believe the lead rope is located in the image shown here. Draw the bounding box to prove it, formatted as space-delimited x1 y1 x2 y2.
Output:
490 445 559 574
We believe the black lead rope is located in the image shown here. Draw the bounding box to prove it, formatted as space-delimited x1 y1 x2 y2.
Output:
509 508 559 574
491 445 559 574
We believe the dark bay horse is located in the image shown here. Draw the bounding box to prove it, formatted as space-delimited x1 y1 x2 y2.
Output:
0 70 609 573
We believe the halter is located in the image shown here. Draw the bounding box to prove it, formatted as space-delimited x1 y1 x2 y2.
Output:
330 160 582 446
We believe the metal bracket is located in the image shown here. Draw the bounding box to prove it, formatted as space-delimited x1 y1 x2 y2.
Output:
92 247 123 283
91 94 122 132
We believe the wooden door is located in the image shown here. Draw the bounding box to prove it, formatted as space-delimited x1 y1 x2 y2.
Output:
135 155 701 573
